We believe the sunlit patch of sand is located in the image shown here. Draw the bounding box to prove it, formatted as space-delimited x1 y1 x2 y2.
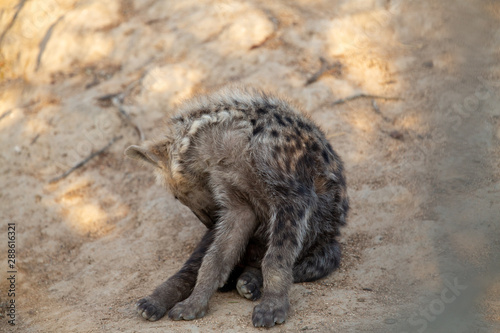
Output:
52 179 129 237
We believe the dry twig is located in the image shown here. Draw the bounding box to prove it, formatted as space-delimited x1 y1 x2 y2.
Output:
371 100 392 123
49 136 123 184
305 57 342 86
96 75 146 142
331 93 401 106
111 96 145 141
0 110 12 122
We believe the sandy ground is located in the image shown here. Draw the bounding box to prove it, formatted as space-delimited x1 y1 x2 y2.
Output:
0 0 499 332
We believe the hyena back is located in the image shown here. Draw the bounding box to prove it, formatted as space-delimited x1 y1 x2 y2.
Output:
125 88 348 328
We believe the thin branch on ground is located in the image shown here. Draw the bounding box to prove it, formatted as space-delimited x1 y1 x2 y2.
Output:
96 72 147 142
331 93 401 106
305 57 342 86
371 99 392 122
111 96 145 141
0 110 12 122
48 136 123 184
30 134 40 145
0 0 27 46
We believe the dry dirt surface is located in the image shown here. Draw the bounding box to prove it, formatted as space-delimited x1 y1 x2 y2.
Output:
0 0 499 332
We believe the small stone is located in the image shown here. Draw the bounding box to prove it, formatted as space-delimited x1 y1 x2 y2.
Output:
389 130 404 140
423 61 434 68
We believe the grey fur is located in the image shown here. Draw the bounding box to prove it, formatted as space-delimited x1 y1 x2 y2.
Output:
126 87 349 327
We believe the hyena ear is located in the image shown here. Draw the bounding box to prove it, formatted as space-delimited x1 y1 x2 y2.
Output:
124 145 160 168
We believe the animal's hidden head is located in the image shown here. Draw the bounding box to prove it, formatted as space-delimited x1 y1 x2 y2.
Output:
124 139 176 187
124 143 162 168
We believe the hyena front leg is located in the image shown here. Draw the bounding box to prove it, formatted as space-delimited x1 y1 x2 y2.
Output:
252 203 310 328
136 228 215 321
168 203 258 320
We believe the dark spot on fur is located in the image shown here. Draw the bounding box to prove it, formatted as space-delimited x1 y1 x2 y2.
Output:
297 120 313 132
296 209 305 220
253 125 264 136
275 185 290 196
327 143 334 154
275 145 282 153
277 218 285 230
256 107 267 115
274 224 281 235
284 116 294 125
294 127 302 137
262 100 275 110
296 153 315 183
285 156 292 173
286 205 295 215
286 144 297 155
285 135 292 142
276 239 284 247
277 254 283 261
310 141 320 152
193 109 212 118
322 150 330 163
274 113 286 126
271 130 279 137
297 184 307 196
250 119 257 126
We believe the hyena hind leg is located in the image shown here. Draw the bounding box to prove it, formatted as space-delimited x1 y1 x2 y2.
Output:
136 228 214 321
252 203 309 328
293 239 341 283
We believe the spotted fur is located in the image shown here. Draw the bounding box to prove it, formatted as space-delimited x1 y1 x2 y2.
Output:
126 87 349 327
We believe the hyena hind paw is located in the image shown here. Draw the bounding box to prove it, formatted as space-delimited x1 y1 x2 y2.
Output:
236 272 262 301
136 297 167 321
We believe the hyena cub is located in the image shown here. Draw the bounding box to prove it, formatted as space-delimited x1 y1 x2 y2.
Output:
125 88 348 328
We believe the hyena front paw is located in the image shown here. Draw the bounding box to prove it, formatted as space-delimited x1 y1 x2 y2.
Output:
136 297 167 321
168 297 208 321
252 296 290 328
236 271 262 300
